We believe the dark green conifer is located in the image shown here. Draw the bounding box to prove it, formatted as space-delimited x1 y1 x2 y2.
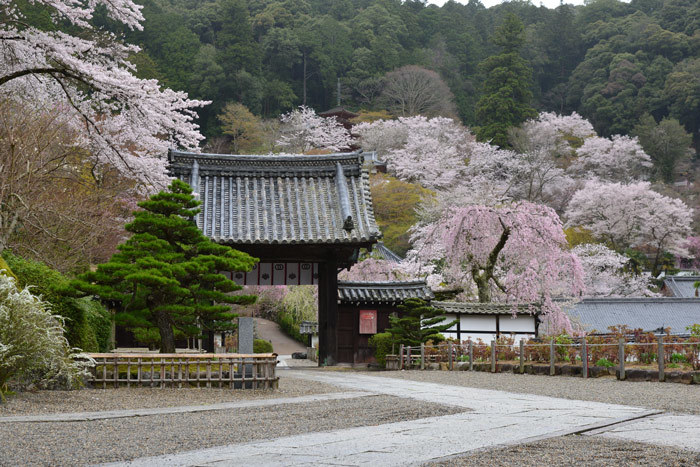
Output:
72 180 257 353
385 298 456 347
476 13 536 148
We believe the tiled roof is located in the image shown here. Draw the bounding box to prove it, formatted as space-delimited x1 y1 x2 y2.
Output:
663 276 700 298
372 242 403 263
338 280 434 304
434 301 539 316
168 150 381 245
566 298 700 335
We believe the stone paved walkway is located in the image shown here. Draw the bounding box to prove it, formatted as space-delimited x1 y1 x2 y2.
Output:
107 370 700 466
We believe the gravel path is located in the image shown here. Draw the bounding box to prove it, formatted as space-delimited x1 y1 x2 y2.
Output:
429 434 700 466
0 374 340 415
373 370 700 414
0 395 464 466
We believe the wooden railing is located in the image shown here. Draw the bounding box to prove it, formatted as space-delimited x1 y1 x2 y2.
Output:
83 353 279 389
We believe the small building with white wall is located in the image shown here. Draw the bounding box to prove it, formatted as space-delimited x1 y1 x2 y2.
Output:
433 301 540 343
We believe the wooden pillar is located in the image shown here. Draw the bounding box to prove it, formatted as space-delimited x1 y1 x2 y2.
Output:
318 259 338 366
581 337 588 379
658 336 665 382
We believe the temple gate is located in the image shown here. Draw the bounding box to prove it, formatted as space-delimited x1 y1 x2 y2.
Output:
168 150 381 365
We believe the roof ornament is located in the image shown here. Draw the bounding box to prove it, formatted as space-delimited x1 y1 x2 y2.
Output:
335 162 354 232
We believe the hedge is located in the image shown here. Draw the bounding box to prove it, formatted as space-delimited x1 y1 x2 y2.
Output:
253 339 274 353
2 252 112 352
369 332 394 368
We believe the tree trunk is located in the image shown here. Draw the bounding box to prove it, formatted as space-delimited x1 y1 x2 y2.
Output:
474 273 491 303
302 51 307 106
155 310 176 353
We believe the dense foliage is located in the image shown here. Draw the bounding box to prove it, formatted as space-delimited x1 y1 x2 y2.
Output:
72 180 257 353
275 286 317 345
385 298 456 346
64 0 695 149
2 252 111 352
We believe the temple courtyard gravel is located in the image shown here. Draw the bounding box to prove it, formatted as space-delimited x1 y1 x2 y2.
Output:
1 366 698 466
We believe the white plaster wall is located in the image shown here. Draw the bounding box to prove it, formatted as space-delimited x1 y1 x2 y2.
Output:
461 315 497 331
498 315 536 333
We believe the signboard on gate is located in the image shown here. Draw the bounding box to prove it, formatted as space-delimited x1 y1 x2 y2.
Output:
359 310 377 334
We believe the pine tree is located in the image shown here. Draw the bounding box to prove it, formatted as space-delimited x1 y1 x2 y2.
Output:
476 13 536 148
72 180 257 352
385 298 456 347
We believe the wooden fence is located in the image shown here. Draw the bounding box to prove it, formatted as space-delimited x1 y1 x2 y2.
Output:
83 353 279 389
398 336 700 381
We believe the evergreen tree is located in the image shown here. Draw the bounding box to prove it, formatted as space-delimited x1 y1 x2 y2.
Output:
385 298 456 347
72 180 257 353
476 13 536 147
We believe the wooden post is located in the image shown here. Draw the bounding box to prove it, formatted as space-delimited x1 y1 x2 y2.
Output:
491 340 496 373
658 336 665 382
318 260 339 366
114 355 119 388
519 339 525 374
126 357 131 388
581 337 588 379
618 338 626 380
448 342 454 370
102 356 107 389
468 340 473 371
407 346 411 369
399 344 404 370
550 338 555 376
420 343 425 370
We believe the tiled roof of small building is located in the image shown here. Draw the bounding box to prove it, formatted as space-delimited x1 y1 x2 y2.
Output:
338 280 434 304
434 301 539 315
372 242 403 263
566 298 700 335
663 276 700 298
168 150 381 245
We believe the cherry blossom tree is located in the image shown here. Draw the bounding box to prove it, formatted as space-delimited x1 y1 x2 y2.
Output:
565 181 693 275
682 236 700 270
338 258 408 282
568 135 652 183
510 111 595 156
1 0 208 187
573 243 655 297
355 116 473 190
460 142 576 210
276 106 352 153
409 202 584 331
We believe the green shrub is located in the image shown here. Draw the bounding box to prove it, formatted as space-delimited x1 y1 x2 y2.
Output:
253 339 274 353
2 252 112 351
595 358 615 367
368 332 394 368
277 310 305 344
670 352 687 364
0 257 17 281
0 275 90 397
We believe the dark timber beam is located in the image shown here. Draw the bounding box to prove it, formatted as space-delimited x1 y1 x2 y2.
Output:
318 259 339 366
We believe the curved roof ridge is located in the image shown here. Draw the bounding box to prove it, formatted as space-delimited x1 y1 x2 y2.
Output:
338 280 428 286
580 297 700 303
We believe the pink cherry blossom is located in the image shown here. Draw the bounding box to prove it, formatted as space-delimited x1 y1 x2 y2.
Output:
355 116 473 190
573 243 655 297
565 181 693 274
408 202 584 332
276 106 352 153
1 0 208 189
